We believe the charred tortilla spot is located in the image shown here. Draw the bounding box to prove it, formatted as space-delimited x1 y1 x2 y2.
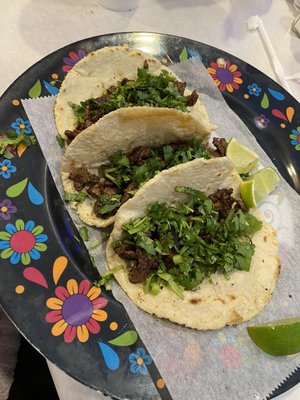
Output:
214 297 226 305
263 235 267 242
228 294 236 301
189 298 203 305
230 310 243 324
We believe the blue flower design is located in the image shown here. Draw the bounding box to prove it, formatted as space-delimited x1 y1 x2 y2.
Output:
11 118 32 135
248 83 262 97
129 348 152 375
0 159 17 179
290 127 300 150
0 219 48 265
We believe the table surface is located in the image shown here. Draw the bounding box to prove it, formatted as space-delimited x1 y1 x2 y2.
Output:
1 1 300 399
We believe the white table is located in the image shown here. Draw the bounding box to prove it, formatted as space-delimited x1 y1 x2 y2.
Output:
1 1 300 399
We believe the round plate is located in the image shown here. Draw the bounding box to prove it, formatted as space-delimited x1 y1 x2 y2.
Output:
0 32 299 400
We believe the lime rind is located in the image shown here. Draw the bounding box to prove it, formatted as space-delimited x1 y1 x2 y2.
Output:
247 318 300 356
226 138 259 174
239 167 280 208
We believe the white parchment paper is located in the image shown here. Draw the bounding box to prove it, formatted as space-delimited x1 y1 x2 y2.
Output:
22 58 300 400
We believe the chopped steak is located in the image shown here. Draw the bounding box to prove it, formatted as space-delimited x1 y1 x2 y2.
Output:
114 245 159 284
209 188 248 219
114 244 138 260
186 90 198 106
87 184 101 198
128 248 159 284
101 185 118 197
69 167 100 191
211 137 228 157
121 182 137 205
143 59 149 70
128 146 152 165
173 80 187 95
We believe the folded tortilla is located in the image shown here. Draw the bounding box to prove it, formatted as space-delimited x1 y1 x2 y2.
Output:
61 108 213 227
106 157 280 330
54 45 216 141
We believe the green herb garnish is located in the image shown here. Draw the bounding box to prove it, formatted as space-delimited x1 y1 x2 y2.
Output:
114 186 262 297
63 191 88 203
95 138 211 217
56 134 65 149
70 68 191 125
79 226 89 241
94 266 123 290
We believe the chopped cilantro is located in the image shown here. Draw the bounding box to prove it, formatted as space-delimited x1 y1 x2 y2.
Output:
113 186 262 297
79 226 89 241
94 265 123 290
70 68 191 125
95 138 211 218
63 191 88 203
56 134 65 149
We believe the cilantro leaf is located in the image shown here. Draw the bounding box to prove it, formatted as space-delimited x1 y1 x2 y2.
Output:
113 186 263 297
70 68 192 125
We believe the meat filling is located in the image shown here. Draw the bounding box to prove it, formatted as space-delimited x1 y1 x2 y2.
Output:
64 69 199 143
114 188 249 284
69 145 154 219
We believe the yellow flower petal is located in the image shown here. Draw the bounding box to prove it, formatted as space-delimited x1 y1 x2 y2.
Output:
226 84 234 92
87 286 101 301
214 79 221 86
233 77 243 84
52 319 67 336
46 297 63 310
229 64 238 72
67 279 78 295
77 324 89 342
207 67 216 74
92 309 107 322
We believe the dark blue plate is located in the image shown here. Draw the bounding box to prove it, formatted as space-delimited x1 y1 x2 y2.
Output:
0 32 299 400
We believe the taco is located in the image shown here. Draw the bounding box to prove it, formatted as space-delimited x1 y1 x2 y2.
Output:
54 45 215 143
106 157 280 330
61 108 215 228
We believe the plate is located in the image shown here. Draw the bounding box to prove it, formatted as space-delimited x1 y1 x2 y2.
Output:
0 32 299 400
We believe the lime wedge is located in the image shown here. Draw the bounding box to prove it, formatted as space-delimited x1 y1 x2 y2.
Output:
247 317 300 356
226 138 259 174
240 167 280 208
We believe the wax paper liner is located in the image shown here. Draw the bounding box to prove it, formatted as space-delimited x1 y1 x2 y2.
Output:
21 57 300 400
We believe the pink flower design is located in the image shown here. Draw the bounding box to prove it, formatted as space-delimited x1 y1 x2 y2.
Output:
207 59 243 92
62 50 86 72
219 344 241 368
46 279 108 343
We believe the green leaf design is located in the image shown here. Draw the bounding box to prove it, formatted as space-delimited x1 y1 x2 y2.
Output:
108 330 138 346
15 219 25 231
1 248 13 259
32 225 44 235
179 47 188 62
35 243 47 251
261 92 269 109
29 80 42 98
21 253 31 265
6 178 28 198
0 232 11 240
